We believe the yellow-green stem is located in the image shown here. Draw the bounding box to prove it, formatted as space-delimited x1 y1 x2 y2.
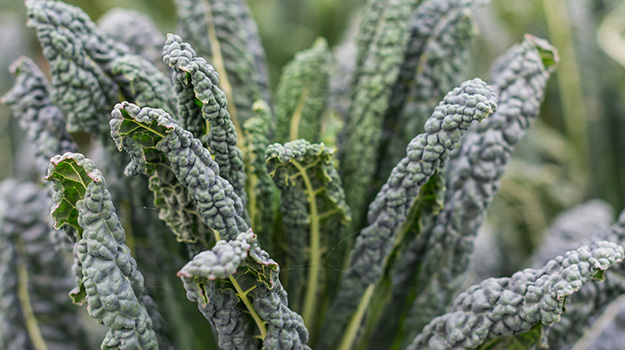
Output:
338 284 375 350
289 87 310 141
16 239 48 350
213 231 267 339
201 0 245 148
292 160 320 328
228 275 267 339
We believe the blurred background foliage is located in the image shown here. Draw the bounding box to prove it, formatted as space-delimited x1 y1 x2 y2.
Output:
1 0 624 279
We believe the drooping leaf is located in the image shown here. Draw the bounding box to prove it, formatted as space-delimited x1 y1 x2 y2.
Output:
178 230 311 350
407 241 625 350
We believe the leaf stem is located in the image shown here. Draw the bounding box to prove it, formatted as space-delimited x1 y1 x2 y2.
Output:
292 159 320 328
16 238 48 350
201 0 245 147
338 284 375 350
228 275 267 339
289 87 310 141
213 231 267 339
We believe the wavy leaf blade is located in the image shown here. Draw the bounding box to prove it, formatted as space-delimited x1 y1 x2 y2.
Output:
338 0 421 231
174 0 271 131
275 38 332 144
400 34 559 342
266 139 351 329
320 78 497 349
163 34 248 207
408 241 625 350
45 153 158 350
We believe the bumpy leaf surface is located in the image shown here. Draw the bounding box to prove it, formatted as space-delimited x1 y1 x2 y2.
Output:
0 180 88 350
338 0 420 230
45 153 158 350
174 0 271 129
266 139 351 318
402 34 559 337
275 38 332 144
543 214 625 348
98 8 167 71
243 100 277 251
26 0 126 135
163 34 247 205
320 78 497 348
179 230 311 350
111 102 248 242
111 103 310 348
1 56 77 175
110 54 178 117
377 0 485 180
408 241 625 350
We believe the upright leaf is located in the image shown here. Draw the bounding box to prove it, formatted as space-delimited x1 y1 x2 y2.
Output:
338 0 421 230
408 241 625 350
111 102 310 349
98 8 167 71
266 139 351 328
274 38 332 144
401 34 559 340
110 54 178 117
26 0 126 135
243 100 278 251
1 56 77 176
377 0 486 181
320 78 497 349
45 153 159 350
163 34 247 206
0 180 88 350
174 0 271 132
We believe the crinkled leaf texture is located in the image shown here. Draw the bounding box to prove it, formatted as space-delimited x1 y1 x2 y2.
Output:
111 102 310 349
274 38 332 144
0 56 77 175
408 240 625 350
0 179 88 350
319 78 497 349
163 34 247 206
266 139 351 324
178 230 310 349
26 0 126 135
174 0 271 128
45 153 158 350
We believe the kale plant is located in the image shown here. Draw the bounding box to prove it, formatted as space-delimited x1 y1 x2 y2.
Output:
1 0 624 349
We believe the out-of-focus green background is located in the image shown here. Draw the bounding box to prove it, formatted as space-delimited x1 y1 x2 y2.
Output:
1 0 624 275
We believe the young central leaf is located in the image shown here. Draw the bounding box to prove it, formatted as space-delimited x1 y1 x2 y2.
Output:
266 139 351 329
